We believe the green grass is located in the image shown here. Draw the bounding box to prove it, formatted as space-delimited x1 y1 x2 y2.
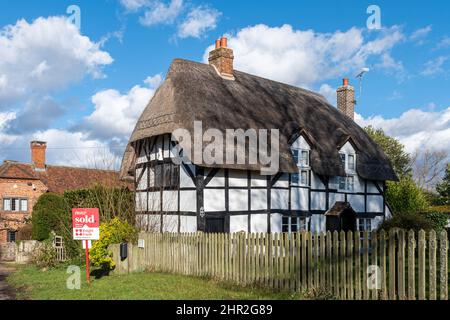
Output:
7 265 302 300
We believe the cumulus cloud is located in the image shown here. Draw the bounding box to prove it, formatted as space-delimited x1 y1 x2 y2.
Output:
120 0 150 11
318 84 336 105
355 106 450 154
203 24 405 88
178 6 221 38
139 0 183 26
0 17 113 106
77 76 161 144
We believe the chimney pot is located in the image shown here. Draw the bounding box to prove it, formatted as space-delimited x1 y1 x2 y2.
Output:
220 37 228 48
30 141 47 171
343 78 349 86
208 37 234 79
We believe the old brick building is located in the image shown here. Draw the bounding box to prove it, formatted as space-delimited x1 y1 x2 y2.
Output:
0 141 129 243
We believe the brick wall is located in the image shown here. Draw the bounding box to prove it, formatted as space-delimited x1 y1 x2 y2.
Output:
0 178 48 243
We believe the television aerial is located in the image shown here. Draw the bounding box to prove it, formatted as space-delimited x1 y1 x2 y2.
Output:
355 67 370 100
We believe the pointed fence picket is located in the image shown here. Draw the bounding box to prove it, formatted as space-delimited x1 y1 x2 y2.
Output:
110 229 449 300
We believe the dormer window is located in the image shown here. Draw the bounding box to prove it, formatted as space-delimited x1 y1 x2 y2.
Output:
337 152 356 191
292 149 310 187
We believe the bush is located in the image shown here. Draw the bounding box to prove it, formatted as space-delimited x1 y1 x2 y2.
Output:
17 224 33 241
378 212 435 233
32 193 68 241
90 218 137 271
386 178 428 214
424 211 449 231
31 240 59 269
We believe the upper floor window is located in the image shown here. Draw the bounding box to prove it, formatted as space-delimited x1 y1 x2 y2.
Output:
3 198 28 212
338 176 355 192
152 162 180 189
340 152 356 173
292 149 310 186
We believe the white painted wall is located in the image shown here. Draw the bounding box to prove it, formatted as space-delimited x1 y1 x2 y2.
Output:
180 216 197 232
250 189 267 211
271 189 289 210
229 189 248 211
230 215 248 232
270 213 282 233
179 190 196 212
204 189 226 211
162 215 178 232
291 188 308 210
251 214 268 233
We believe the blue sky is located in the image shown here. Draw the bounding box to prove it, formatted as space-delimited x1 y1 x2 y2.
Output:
0 0 449 167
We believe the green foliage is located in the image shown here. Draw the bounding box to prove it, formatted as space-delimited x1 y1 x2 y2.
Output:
32 193 68 241
364 126 411 178
64 185 135 224
386 177 428 215
90 218 137 270
378 212 435 233
17 224 33 241
436 163 450 204
424 211 449 231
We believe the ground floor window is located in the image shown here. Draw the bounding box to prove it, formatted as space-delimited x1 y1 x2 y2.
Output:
7 230 17 243
358 218 372 232
282 216 308 233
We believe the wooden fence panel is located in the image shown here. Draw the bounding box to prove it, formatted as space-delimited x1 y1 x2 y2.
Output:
397 229 406 300
440 230 448 300
418 230 426 300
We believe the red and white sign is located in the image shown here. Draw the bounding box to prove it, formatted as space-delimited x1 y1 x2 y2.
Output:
72 208 100 241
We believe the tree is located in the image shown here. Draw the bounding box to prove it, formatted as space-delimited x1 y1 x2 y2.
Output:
32 193 68 241
364 126 412 178
411 149 448 191
436 163 450 204
386 177 428 214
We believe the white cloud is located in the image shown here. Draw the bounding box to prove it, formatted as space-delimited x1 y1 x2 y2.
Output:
0 16 113 105
409 25 432 44
203 24 405 88
355 106 450 154
144 74 163 87
79 76 160 143
178 6 221 39
437 36 450 49
120 0 150 11
421 56 448 76
139 0 183 26
318 84 336 105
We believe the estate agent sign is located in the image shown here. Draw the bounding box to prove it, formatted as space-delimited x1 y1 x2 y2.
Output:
72 208 100 240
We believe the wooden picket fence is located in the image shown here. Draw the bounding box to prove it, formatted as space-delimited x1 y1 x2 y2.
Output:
110 229 449 300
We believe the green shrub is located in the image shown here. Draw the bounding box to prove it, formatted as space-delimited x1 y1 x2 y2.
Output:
386 178 428 214
90 218 137 271
32 193 68 241
378 212 435 233
424 211 449 231
17 224 33 241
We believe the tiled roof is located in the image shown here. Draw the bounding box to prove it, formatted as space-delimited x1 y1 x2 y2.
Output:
0 161 132 194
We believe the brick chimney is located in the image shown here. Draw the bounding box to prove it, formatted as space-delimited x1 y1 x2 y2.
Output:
208 37 234 79
30 141 47 171
336 78 355 120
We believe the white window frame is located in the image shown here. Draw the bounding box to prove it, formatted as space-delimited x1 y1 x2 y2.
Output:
282 216 308 233
3 198 28 212
291 148 311 187
358 218 372 232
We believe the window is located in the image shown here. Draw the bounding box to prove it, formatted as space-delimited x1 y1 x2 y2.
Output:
7 231 16 243
340 153 356 173
340 153 346 168
348 154 355 172
282 216 307 233
291 148 310 187
3 198 28 212
338 176 354 192
150 163 180 189
358 219 372 232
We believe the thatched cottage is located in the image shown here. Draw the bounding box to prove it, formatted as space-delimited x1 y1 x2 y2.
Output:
120 37 397 234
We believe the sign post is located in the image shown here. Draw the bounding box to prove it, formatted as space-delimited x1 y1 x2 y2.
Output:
72 208 100 284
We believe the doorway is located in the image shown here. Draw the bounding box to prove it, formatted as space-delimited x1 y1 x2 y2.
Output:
205 217 225 233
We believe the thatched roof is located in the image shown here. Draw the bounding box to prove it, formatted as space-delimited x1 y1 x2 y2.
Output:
325 202 356 217
120 59 397 182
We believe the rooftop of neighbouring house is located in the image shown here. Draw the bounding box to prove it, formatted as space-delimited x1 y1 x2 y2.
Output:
0 142 133 194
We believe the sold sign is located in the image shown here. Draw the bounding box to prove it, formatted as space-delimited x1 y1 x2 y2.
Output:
72 208 100 240
72 208 100 284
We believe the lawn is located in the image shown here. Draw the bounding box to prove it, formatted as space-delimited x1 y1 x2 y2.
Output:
7 265 302 300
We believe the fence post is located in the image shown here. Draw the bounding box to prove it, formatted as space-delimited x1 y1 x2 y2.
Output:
320 232 326 289
302 232 307 291
347 231 354 300
307 232 313 290
340 231 346 300
397 229 405 300
388 229 396 300
362 231 370 300
371 231 378 300
296 232 302 291
439 230 448 300
326 231 332 293
333 231 339 297
418 230 426 300
407 230 416 300
429 230 437 300
379 230 387 300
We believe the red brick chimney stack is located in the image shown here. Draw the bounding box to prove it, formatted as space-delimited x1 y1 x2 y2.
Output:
30 141 47 171
337 78 355 120
208 36 234 79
